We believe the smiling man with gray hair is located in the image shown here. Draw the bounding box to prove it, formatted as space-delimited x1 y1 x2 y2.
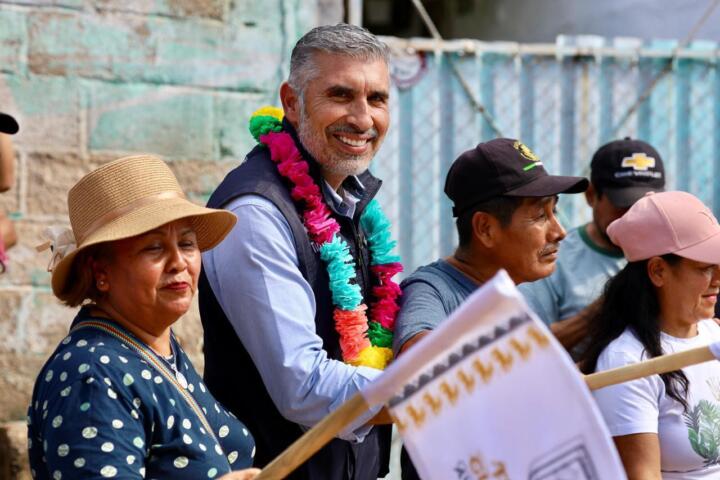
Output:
199 24 394 479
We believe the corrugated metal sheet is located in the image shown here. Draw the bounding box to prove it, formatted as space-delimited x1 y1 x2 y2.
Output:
372 35 720 275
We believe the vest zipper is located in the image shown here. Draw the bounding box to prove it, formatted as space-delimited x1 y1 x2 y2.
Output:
351 222 369 299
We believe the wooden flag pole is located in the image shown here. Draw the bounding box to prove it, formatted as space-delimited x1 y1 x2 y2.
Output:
254 344 717 479
585 344 715 390
254 393 371 480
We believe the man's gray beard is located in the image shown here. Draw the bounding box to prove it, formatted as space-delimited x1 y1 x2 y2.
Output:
297 109 373 178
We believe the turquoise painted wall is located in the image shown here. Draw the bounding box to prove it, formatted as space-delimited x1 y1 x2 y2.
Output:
0 0 339 422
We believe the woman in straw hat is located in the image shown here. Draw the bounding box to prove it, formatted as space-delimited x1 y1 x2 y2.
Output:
29 155 260 479
580 191 720 479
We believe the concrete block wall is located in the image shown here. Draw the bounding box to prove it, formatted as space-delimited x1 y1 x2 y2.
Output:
0 0 343 428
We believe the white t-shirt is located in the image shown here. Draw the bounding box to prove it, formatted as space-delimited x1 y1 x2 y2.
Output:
594 320 720 479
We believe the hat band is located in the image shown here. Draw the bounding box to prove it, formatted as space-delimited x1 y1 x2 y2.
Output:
76 190 186 245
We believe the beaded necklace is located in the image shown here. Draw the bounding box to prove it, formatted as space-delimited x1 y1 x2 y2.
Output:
248 107 402 369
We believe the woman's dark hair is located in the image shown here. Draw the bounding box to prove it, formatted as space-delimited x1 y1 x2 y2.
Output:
579 253 690 410
57 242 113 307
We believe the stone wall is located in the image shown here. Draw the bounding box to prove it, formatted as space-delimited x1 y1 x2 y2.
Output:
0 0 342 430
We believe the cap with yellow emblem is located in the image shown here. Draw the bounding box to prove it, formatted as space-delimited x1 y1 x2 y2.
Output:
445 138 589 217
590 137 665 208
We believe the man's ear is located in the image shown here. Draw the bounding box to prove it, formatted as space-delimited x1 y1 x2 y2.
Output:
585 183 597 208
471 211 501 248
647 256 667 288
280 82 300 126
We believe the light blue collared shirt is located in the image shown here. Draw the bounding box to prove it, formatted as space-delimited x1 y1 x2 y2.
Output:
202 179 381 442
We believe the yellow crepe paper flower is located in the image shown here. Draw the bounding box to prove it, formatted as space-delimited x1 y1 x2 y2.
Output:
349 345 393 370
252 106 284 122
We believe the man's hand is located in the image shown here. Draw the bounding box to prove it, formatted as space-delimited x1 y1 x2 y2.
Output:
549 297 602 350
398 329 431 356
368 406 393 425
363 330 435 428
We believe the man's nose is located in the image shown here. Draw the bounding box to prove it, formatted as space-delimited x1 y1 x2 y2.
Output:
549 212 566 243
346 100 373 133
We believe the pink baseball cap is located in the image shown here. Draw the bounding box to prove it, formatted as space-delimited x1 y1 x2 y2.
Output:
607 191 720 263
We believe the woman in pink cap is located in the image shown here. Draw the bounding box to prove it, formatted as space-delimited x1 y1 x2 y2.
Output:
580 191 720 479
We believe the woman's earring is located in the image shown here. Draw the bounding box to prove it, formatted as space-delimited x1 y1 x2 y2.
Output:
97 280 106 290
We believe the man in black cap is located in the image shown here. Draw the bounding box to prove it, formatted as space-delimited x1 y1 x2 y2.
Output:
519 138 665 356
0 111 19 272
393 137 587 479
393 136 588 354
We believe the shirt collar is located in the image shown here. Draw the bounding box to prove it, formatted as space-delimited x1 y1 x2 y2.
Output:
322 176 366 219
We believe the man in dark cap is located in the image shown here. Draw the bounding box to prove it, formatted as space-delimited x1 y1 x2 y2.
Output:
393 137 588 479
0 111 18 272
393 138 588 356
519 138 665 357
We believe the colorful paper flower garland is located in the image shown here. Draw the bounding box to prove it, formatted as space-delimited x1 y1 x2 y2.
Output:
249 106 402 370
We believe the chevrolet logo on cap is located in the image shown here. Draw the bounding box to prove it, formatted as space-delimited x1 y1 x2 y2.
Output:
621 153 656 171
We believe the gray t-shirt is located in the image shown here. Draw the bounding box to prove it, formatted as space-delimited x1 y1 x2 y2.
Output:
393 259 478 354
519 225 626 326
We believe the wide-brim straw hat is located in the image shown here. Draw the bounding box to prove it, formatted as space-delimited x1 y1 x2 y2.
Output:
44 155 236 297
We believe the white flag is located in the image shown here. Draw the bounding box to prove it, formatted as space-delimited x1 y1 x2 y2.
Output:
362 270 626 480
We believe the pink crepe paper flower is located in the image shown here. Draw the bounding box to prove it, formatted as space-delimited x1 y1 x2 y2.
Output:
262 132 296 163
369 263 403 329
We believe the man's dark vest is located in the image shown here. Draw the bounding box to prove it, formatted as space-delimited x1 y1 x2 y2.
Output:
198 126 391 479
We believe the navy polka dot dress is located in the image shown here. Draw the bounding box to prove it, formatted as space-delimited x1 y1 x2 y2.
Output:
27 307 255 479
